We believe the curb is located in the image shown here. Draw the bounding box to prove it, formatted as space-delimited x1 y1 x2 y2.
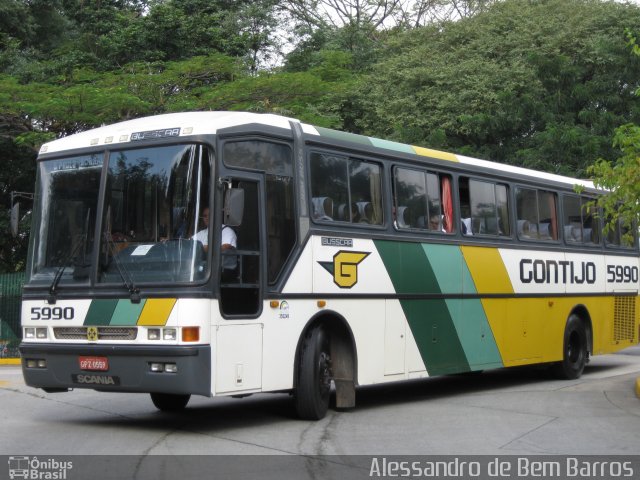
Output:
636 378 640 399
0 358 20 365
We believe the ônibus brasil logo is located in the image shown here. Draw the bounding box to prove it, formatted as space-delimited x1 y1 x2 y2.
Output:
8 456 73 480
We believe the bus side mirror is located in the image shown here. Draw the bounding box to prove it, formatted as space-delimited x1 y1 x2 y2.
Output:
224 188 244 227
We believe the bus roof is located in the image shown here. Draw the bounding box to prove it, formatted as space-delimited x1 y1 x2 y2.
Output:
39 111 594 189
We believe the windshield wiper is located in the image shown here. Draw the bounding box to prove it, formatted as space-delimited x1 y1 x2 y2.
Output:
48 210 94 304
104 234 141 303
48 238 86 304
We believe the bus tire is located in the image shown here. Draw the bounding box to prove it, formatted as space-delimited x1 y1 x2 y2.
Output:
150 392 190 412
552 314 588 380
295 327 332 420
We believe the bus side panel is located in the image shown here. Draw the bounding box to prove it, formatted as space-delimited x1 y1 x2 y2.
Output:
259 299 316 393
467 247 639 365
376 241 505 376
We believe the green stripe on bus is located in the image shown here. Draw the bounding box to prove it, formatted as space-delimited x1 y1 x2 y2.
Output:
423 243 504 370
84 299 119 326
375 240 440 293
369 138 415 154
421 243 463 294
447 299 503 370
401 299 470 375
375 240 471 374
314 126 373 146
110 299 147 326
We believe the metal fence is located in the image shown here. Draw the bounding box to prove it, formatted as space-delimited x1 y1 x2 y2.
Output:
0 271 24 358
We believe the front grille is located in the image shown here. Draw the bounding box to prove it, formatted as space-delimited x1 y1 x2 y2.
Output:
613 296 636 342
54 327 138 341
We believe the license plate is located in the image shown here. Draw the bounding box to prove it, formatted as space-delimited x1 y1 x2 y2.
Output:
78 356 109 371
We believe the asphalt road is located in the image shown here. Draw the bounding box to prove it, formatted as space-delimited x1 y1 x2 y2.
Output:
3 349 640 479
0 346 637 480
2 347 639 458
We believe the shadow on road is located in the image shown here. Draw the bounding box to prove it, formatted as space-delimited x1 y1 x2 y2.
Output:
53 359 628 433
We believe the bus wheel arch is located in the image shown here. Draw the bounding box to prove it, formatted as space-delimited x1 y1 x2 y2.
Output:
552 307 591 380
294 311 357 419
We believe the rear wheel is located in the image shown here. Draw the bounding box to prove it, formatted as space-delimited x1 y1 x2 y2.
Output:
150 392 190 412
295 327 332 420
552 314 588 380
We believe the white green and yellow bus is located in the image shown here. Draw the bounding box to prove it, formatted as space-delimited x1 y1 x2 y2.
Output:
20 112 639 419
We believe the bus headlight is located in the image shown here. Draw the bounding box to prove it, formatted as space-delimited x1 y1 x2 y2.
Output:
147 328 161 341
150 363 164 372
164 363 178 373
163 328 177 341
36 328 48 339
24 328 35 339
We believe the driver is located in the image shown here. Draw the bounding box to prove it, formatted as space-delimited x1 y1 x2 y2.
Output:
192 207 237 253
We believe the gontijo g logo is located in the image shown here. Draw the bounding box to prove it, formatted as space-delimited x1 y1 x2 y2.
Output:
319 251 370 288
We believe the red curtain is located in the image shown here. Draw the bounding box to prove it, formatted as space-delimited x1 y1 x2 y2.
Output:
442 176 453 233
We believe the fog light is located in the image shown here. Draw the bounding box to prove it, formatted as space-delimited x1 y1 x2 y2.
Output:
24 328 35 339
182 327 200 342
37 359 47 368
148 328 161 341
164 363 178 373
26 359 37 368
36 328 48 339
150 363 164 372
163 328 177 341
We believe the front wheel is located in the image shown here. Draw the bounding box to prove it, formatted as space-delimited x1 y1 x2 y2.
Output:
552 314 588 380
150 392 190 412
295 327 332 420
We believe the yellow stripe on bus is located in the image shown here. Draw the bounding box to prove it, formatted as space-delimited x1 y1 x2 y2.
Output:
412 146 458 162
460 246 513 294
137 298 177 326
481 296 629 368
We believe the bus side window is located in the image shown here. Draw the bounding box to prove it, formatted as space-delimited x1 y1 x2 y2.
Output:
459 177 509 237
516 187 558 241
394 167 452 233
310 152 383 226
605 215 636 248
394 167 427 230
562 194 600 246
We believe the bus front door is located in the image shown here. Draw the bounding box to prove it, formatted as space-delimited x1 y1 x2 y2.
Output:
216 178 264 394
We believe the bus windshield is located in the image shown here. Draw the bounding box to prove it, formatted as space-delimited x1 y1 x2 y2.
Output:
28 144 212 287
29 155 103 284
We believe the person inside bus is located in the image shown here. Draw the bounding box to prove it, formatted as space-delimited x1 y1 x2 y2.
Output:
192 207 237 253
429 214 446 233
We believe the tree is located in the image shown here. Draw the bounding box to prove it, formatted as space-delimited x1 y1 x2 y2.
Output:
587 29 640 240
349 0 640 177
0 114 37 272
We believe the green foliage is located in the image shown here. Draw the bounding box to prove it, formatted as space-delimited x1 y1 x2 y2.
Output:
587 28 640 238
2 0 640 271
352 0 640 177
587 124 640 241
0 120 37 272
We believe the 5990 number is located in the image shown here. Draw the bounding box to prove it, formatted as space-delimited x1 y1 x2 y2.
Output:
30 306 75 320
606 265 639 284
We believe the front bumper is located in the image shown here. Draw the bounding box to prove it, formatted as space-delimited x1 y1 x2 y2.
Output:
19 343 211 396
